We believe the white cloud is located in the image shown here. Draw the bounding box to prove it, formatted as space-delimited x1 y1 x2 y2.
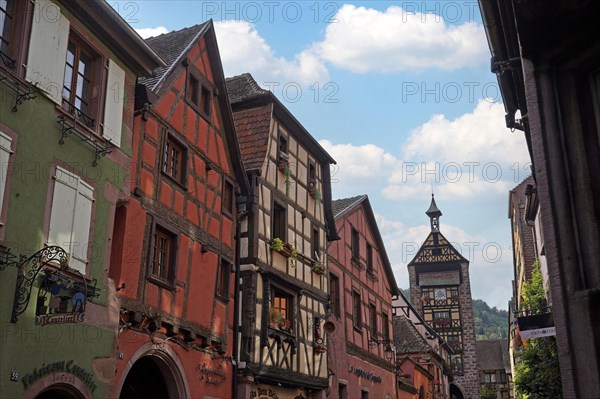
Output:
312 5 488 73
214 20 328 86
319 140 400 197
135 26 169 39
383 100 531 200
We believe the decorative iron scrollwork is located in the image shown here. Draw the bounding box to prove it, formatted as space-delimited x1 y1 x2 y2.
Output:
0 75 38 112
10 246 69 323
56 115 113 166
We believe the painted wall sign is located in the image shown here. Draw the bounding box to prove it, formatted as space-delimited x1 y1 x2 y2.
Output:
419 271 460 286
35 312 85 326
348 365 382 383
196 363 226 385
249 385 307 399
21 360 97 392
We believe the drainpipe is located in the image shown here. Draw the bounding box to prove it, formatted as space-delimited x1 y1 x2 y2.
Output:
232 195 250 399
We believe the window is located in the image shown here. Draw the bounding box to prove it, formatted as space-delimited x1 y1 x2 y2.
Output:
311 225 320 260
270 287 294 332
201 85 211 116
329 273 340 317
48 167 94 274
222 178 234 217
361 390 368 399
382 312 389 341
484 371 496 383
339 384 347 399
0 0 15 59
0 132 12 216
352 290 362 330
272 201 286 240
62 36 97 127
216 258 231 300
366 243 373 271
369 303 377 337
162 135 186 184
278 134 288 155
308 161 316 180
187 71 212 118
188 74 199 105
149 225 177 286
351 227 359 259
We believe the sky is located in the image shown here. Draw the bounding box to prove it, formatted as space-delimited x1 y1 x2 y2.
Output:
116 1 532 310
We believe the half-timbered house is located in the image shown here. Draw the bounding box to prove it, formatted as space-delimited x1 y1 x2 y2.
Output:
226 73 339 399
108 22 249 398
326 195 400 399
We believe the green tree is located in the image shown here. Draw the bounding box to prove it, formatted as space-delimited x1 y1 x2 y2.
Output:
514 260 562 399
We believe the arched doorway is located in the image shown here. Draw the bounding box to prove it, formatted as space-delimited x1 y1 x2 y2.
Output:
450 383 465 399
35 385 85 399
119 356 182 399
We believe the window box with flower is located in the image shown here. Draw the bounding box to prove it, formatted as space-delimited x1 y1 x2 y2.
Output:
269 238 299 266
311 260 325 275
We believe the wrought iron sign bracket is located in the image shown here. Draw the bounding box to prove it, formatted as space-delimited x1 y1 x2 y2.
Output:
4 246 69 323
0 75 38 112
56 116 113 166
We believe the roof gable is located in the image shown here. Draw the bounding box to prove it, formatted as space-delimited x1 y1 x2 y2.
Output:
408 231 468 265
231 104 273 171
139 23 209 93
138 21 249 196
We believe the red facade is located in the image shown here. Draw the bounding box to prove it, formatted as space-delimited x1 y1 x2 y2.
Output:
108 23 248 399
327 196 400 399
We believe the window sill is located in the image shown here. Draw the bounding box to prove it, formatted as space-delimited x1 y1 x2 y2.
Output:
147 276 176 291
160 170 188 192
56 105 100 138
216 294 230 304
185 98 212 124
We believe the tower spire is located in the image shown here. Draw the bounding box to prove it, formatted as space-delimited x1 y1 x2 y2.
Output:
426 194 442 232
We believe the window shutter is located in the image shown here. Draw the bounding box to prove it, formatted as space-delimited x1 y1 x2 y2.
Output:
48 167 94 274
26 0 69 105
71 180 93 273
0 133 13 214
103 59 125 147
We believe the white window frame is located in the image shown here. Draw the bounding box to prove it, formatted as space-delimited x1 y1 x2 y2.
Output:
47 166 94 274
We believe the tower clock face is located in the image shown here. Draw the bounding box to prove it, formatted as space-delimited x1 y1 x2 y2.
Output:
434 288 446 300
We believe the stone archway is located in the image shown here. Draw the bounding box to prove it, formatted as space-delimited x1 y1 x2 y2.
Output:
119 354 185 399
34 384 86 399
450 383 466 399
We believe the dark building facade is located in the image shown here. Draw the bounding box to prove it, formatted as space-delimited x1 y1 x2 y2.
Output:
476 340 513 399
479 1 600 397
408 196 479 399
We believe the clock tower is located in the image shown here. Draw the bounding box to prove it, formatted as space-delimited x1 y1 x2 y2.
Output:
408 195 479 399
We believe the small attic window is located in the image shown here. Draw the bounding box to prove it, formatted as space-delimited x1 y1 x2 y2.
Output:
187 69 212 120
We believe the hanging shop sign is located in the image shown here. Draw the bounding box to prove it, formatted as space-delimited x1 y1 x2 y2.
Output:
35 312 85 326
21 360 97 392
517 312 556 339
348 365 382 383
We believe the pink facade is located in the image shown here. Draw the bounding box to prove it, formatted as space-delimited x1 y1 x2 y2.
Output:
327 196 400 399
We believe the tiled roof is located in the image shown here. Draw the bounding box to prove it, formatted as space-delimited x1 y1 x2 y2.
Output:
393 316 430 354
231 104 273 171
331 195 367 218
476 339 511 371
226 73 270 104
139 23 209 91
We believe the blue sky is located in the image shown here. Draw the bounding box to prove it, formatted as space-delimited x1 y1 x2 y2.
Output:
119 1 531 310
